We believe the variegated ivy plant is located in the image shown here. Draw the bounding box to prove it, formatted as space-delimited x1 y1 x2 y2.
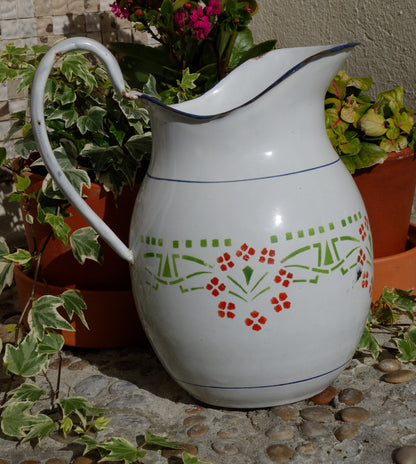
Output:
0 43 212 463
325 70 416 174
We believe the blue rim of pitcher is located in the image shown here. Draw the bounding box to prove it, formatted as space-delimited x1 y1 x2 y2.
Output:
139 42 359 120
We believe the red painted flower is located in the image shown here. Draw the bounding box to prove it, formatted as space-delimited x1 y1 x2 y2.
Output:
245 310 267 331
206 277 226 297
218 301 236 319
236 243 256 261
271 292 291 313
259 248 276 264
274 269 293 288
217 252 235 271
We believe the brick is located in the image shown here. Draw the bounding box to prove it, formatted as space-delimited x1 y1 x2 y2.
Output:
0 121 11 141
85 12 100 32
86 31 101 42
0 101 9 121
52 15 70 35
72 0 85 12
52 0 68 16
9 98 27 114
36 16 53 36
1 18 36 39
0 2 17 20
0 82 8 101
99 0 111 11
101 29 117 46
84 0 99 13
17 0 35 18
34 0 52 17
68 13 86 35
100 11 116 32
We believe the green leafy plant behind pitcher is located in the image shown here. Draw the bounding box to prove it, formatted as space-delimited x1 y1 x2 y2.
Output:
325 70 416 174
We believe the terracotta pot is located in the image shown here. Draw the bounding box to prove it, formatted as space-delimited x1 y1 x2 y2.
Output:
353 148 416 259
14 265 146 348
372 223 416 302
20 173 138 289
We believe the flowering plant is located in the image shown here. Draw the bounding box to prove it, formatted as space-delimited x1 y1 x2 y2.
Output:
110 0 276 94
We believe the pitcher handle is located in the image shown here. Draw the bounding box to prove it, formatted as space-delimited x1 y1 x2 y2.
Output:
31 38 141 263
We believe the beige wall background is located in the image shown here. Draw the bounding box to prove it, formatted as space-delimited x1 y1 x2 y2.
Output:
251 0 416 107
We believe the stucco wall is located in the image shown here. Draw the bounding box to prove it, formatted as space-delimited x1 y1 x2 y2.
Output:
251 0 416 107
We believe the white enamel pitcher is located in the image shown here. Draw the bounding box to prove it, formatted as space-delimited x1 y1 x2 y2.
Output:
31 38 372 408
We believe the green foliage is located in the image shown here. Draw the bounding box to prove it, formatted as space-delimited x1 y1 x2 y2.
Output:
357 288 416 361
326 71 416 173
0 43 151 196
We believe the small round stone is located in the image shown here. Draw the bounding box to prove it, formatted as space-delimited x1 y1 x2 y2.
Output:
338 388 365 405
265 425 294 440
0 461 10 464
18 462 41 464
49 357 72 370
334 423 360 441
72 458 97 464
393 445 416 464
211 440 240 456
383 370 416 384
162 443 198 459
300 406 334 423
296 442 318 455
187 424 209 437
271 405 299 421
68 360 90 370
185 406 205 415
46 460 67 464
378 358 401 372
310 385 338 405
300 420 328 438
266 444 293 463
183 414 206 426
339 407 370 424
217 427 239 439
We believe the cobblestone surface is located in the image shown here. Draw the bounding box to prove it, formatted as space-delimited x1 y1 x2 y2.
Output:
1 285 416 464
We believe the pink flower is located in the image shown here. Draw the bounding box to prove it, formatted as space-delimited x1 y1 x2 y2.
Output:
206 0 221 16
189 7 212 40
174 9 186 31
109 1 130 19
244 3 251 12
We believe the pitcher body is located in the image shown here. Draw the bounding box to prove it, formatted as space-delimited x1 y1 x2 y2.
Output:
31 38 372 407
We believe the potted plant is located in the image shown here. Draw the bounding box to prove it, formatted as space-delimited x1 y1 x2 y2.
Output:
0 42 153 347
325 71 416 300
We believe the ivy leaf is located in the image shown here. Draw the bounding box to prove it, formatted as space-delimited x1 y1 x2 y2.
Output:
356 325 381 359
37 331 65 355
98 437 147 463
0 146 6 166
182 452 214 464
144 431 181 449
77 106 106 135
1 401 34 438
4 332 49 376
20 413 58 444
28 295 75 340
4 248 32 266
70 227 102 266
0 239 15 293
394 328 416 362
76 434 102 454
16 64 36 93
57 396 107 430
5 383 46 406
48 106 79 128
44 213 71 246
94 416 112 431
60 289 88 329
14 174 31 192
61 415 73 438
